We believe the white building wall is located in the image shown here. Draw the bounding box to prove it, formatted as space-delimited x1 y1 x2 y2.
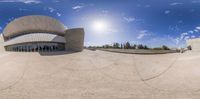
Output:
0 34 5 51
187 38 200 51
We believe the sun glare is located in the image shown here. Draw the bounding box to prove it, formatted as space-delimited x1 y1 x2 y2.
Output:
92 20 108 32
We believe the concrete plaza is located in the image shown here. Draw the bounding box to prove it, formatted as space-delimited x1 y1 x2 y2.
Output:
0 49 200 99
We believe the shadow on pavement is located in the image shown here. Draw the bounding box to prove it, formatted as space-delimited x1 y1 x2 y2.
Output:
39 51 78 56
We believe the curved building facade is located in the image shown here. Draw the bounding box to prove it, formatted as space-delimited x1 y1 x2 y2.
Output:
3 15 84 52
187 38 200 51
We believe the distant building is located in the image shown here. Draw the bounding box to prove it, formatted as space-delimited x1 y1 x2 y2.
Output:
2 15 84 52
187 38 200 51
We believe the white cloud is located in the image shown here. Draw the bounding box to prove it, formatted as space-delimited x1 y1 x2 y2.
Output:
137 30 151 39
44 7 61 16
175 25 200 45
48 7 55 13
188 30 194 34
182 32 188 35
184 36 190 40
165 10 171 14
170 2 183 6
72 4 94 12
180 32 188 40
64 25 68 29
0 0 41 4
137 33 146 39
56 12 61 16
168 25 181 32
123 17 135 23
191 35 196 38
175 37 180 45
196 26 200 30
8 17 15 21
194 29 199 32
174 32 189 45
72 5 84 10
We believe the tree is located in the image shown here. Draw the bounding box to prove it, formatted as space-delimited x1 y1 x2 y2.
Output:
113 43 120 49
103 44 111 48
137 44 144 49
120 44 123 49
162 45 170 50
125 42 131 49
131 44 137 49
143 45 149 49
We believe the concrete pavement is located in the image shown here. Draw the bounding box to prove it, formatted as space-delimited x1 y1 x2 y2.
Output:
0 50 200 99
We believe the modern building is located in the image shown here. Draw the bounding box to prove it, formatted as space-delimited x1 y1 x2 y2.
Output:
2 15 84 52
187 38 200 51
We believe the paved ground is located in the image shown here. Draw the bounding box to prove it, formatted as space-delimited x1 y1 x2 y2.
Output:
0 49 200 99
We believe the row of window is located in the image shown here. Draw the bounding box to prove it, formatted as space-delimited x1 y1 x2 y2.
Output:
5 42 65 52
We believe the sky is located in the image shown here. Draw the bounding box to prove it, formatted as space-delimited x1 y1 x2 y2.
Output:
1 0 200 48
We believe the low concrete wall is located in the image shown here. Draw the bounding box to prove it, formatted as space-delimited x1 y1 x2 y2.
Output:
0 35 5 52
98 48 178 54
65 28 84 52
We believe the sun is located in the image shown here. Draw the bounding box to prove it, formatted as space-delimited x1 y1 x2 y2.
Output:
92 20 108 32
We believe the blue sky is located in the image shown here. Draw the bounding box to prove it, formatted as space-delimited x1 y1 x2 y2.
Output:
1 0 200 47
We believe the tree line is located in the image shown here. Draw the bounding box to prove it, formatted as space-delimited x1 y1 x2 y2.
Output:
87 42 170 50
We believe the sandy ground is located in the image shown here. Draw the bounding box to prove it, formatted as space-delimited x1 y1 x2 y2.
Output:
0 50 200 99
